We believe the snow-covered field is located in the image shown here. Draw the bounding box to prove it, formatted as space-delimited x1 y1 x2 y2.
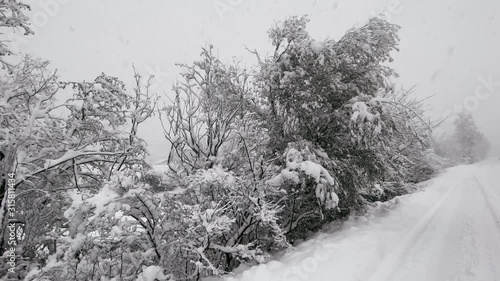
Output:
221 159 500 281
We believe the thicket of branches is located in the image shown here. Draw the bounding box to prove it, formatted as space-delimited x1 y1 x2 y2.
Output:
0 3 462 280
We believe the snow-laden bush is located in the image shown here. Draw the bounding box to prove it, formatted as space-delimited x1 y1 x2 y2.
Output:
23 170 165 281
265 141 341 242
25 162 291 280
27 140 342 280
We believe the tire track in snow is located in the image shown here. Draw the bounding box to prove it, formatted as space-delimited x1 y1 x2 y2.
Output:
457 170 500 280
473 169 500 233
369 167 500 281
472 171 500 279
366 181 461 281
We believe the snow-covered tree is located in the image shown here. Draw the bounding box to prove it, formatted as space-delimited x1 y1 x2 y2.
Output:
125 45 288 278
454 112 490 162
0 57 156 279
250 15 437 219
435 112 490 164
253 16 399 150
160 45 255 174
0 0 32 66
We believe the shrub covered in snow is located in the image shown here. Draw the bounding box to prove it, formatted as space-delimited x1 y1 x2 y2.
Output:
266 141 341 242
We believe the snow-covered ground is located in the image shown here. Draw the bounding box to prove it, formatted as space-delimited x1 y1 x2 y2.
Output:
222 159 500 281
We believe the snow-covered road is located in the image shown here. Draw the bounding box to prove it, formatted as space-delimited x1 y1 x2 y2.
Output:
223 160 500 281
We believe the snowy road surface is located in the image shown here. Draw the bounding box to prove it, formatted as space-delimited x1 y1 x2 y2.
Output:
223 160 500 281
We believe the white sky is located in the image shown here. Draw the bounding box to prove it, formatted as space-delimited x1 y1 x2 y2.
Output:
11 0 500 161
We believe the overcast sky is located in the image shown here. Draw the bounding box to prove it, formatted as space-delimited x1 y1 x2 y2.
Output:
14 0 500 161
